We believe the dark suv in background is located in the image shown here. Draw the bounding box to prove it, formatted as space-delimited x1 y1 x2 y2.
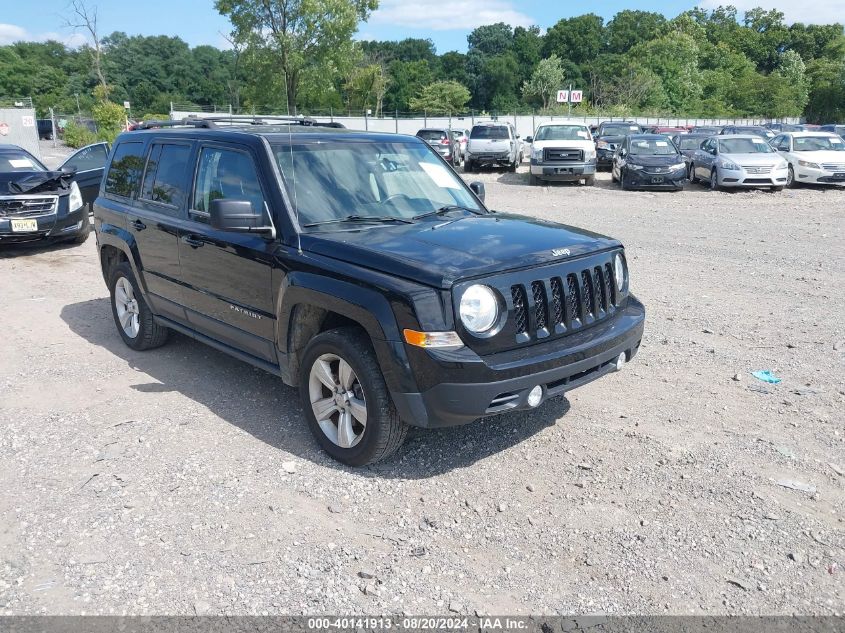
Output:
93 118 645 466
594 121 641 169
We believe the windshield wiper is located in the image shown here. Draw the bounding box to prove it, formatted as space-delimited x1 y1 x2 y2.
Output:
303 214 414 228
412 205 485 221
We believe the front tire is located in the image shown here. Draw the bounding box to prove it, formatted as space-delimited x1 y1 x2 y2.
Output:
786 165 796 188
109 262 169 351
709 168 721 191
689 164 698 184
529 173 540 186
299 328 408 466
584 175 595 186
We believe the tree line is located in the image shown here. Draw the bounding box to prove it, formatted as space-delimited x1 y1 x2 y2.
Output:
0 3 843 124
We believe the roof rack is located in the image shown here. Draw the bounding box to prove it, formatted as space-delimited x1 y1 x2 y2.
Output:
135 115 322 131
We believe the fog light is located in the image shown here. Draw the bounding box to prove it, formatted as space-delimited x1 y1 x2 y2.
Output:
615 353 626 372
527 385 543 408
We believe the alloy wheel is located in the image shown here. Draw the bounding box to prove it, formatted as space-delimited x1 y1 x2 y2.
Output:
308 353 367 449
114 276 140 338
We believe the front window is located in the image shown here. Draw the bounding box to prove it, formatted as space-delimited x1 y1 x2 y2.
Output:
629 139 679 156
601 124 640 136
272 140 483 228
793 136 845 152
62 144 108 172
471 125 509 140
534 125 591 141
0 150 46 173
193 148 266 219
678 137 704 150
718 138 774 154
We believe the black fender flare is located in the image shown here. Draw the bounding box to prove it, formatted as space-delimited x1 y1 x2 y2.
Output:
277 271 417 394
96 223 147 296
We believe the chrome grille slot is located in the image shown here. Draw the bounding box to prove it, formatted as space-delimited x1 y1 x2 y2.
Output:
531 281 548 331
741 165 772 174
543 147 584 162
511 285 528 334
604 263 615 306
0 196 58 218
822 163 845 171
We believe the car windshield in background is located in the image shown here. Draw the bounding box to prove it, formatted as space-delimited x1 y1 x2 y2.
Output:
471 126 508 139
679 137 706 150
735 128 772 137
719 138 773 154
793 136 845 151
0 151 46 173
272 141 482 228
601 124 640 135
417 130 447 141
534 125 591 141
630 139 679 156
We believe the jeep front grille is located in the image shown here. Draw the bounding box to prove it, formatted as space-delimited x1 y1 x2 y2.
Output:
0 196 58 218
506 256 620 346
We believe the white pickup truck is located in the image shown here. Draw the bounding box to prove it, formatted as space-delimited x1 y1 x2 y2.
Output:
527 122 597 186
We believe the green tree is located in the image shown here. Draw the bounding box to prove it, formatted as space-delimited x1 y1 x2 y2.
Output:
383 59 433 112
345 64 388 114
606 10 667 53
522 55 565 109
409 80 470 114
630 34 703 113
215 0 378 114
543 14 604 65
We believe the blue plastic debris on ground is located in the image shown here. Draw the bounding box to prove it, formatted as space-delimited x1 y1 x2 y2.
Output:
752 370 781 384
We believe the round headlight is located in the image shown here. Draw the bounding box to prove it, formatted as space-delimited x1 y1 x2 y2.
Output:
613 253 626 291
459 285 499 333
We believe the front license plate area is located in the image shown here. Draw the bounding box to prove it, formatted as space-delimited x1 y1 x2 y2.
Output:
11 219 38 233
650 176 664 184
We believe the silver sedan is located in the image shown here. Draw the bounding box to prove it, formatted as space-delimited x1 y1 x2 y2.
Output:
690 135 789 192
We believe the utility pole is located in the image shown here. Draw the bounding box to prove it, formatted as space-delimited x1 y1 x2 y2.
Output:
567 83 572 118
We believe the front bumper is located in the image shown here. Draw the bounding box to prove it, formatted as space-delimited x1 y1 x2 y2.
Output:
596 147 616 166
391 296 645 428
795 165 845 185
717 167 788 188
530 160 596 181
0 203 87 245
622 168 686 190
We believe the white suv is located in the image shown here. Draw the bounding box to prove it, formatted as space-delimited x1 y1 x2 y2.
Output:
527 123 597 186
464 121 521 173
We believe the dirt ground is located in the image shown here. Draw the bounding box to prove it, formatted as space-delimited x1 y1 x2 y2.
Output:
1 161 843 616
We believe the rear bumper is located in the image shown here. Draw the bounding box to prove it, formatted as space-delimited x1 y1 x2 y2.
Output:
468 152 512 166
530 160 596 181
391 296 645 428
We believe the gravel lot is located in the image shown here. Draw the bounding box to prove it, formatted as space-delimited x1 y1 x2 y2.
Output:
1 155 843 616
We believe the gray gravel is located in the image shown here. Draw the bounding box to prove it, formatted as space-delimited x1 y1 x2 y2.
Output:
0 164 843 616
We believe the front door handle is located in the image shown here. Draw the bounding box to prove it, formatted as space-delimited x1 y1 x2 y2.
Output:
181 234 205 248
131 219 146 231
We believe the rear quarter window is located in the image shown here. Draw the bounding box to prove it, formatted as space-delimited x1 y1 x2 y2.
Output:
105 142 146 199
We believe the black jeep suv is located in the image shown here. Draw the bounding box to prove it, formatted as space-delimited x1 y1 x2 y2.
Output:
93 119 645 465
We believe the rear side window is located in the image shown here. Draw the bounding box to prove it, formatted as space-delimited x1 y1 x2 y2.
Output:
104 142 145 198
139 143 191 209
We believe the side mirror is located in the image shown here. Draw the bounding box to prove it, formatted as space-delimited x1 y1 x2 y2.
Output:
516 135 521 139
619 148 627 157
469 181 485 203
210 199 273 235
525 136 533 144
60 164 78 174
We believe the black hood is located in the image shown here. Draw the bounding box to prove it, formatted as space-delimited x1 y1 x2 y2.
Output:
0 171 72 195
597 134 625 144
301 212 620 288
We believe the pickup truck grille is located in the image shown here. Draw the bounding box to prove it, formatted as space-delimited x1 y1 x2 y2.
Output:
509 260 617 342
543 148 584 162
0 196 58 218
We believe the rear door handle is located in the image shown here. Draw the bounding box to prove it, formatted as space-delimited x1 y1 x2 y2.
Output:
131 219 146 231
181 234 205 248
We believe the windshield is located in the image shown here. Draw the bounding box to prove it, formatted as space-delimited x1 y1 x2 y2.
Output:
736 127 773 138
793 136 845 151
471 125 509 140
0 150 46 173
601 124 639 136
629 138 679 156
417 130 447 141
719 138 773 154
534 125 591 141
272 141 483 228
678 137 706 150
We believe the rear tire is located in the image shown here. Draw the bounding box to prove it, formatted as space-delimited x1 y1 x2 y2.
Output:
299 327 408 466
463 160 474 173
109 262 169 351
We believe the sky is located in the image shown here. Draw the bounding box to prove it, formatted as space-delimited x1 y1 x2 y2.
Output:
0 0 842 52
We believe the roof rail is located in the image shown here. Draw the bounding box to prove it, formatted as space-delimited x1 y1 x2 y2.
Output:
135 118 216 130
191 114 319 126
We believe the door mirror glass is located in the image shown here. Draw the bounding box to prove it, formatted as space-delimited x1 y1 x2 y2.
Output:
525 136 533 144
209 199 272 235
469 181 485 202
